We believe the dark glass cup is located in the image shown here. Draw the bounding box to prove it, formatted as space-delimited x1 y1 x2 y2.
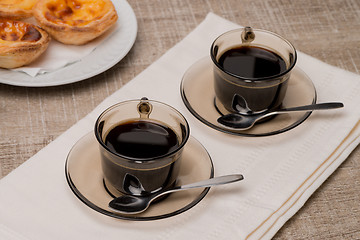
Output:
94 98 190 196
210 27 297 115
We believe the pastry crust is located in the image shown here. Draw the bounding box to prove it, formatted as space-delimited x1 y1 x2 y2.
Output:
0 20 51 69
0 0 37 19
33 0 118 45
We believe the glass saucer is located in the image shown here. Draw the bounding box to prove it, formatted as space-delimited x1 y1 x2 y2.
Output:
65 132 214 221
180 57 317 137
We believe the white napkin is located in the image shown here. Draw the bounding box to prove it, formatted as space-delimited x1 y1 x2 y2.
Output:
1 13 360 240
12 20 119 77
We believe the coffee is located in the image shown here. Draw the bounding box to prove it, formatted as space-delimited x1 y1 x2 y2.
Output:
104 120 180 159
218 46 287 78
101 119 182 195
213 46 289 114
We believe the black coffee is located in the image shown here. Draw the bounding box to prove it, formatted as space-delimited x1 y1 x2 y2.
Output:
214 46 289 114
101 120 182 195
104 120 180 159
218 46 287 78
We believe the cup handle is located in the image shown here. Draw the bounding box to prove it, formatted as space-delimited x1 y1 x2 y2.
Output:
241 26 255 43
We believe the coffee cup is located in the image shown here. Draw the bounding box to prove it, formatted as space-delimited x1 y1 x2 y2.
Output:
94 98 190 196
210 27 297 115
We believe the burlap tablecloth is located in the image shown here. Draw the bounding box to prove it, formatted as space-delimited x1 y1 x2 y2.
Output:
0 0 359 239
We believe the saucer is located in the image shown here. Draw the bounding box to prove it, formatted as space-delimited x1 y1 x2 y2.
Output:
180 57 317 136
65 132 214 221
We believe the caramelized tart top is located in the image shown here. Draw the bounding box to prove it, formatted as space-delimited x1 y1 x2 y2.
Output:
0 0 36 11
0 20 42 43
43 0 114 26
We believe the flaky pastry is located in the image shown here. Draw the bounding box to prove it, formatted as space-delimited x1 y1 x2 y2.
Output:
33 0 118 45
0 20 50 68
0 0 37 19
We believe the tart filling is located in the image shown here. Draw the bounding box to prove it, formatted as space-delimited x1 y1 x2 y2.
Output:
0 0 37 19
34 0 118 45
0 20 50 68
0 21 41 42
45 0 111 26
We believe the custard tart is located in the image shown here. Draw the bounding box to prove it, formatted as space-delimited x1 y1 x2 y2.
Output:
0 20 50 68
33 0 118 45
0 0 37 19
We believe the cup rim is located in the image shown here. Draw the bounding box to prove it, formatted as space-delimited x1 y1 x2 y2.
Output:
94 99 190 163
210 28 297 82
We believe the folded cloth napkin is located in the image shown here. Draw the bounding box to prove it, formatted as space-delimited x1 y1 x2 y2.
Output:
11 16 119 77
1 13 359 240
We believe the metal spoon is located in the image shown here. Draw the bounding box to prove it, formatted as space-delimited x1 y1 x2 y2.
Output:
217 102 344 130
108 174 244 214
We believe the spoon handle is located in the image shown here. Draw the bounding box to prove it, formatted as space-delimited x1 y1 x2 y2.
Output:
168 174 244 193
276 102 344 113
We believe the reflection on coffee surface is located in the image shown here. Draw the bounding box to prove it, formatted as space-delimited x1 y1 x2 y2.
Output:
101 119 181 195
104 120 179 158
214 46 289 114
218 46 286 78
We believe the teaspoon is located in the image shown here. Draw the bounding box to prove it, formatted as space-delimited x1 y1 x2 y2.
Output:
108 174 244 214
217 102 344 130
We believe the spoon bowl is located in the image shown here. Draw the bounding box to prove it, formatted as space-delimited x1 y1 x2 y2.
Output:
217 102 344 130
108 174 244 214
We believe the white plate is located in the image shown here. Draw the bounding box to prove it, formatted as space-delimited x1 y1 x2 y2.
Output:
0 0 137 87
